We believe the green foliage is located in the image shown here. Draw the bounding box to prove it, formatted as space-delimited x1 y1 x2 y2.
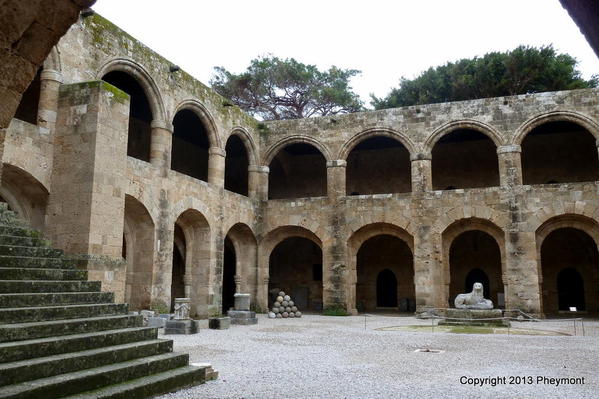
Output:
210 55 363 120
150 300 170 315
323 305 350 316
372 45 598 109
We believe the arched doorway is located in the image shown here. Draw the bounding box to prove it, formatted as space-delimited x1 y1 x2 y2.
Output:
268 143 327 199
225 135 249 196
102 71 153 162
171 109 210 181
376 269 398 307
170 224 186 311
269 236 323 311
222 237 236 313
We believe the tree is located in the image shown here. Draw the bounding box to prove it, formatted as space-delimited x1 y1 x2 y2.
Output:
210 55 363 120
372 45 598 110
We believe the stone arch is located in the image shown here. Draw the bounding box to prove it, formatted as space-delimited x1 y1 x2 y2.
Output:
441 217 507 308
123 195 155 310
0 163 49 232
535 214 599 314
262 135 332 166
224 128 255 196
514 110 599 145
97 58 166 123
174 208 212 317
338 127 416 161
424 119 505 154
223 223 258 309
173 100 221 149
227 127 258 166
347 223 414 312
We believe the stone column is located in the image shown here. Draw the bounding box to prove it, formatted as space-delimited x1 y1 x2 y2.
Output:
208 146 226 187
37 69 62 131
150 120 173 172
497 145 523 187
183 273 193 299
234 274 243 294
413 225 442 311
257 276 270 311
249 165 269 200
411 153 432 192
326 160 347 198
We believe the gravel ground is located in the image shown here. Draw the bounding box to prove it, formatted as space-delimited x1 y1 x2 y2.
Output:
159 314 599 399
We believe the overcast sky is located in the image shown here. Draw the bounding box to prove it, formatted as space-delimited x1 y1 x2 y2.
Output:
92 0 598 106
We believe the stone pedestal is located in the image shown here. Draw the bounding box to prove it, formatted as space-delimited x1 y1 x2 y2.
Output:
164 319 199 334
438 309 510 327
234 293 250 311
228 292 258 325
209 317 231 330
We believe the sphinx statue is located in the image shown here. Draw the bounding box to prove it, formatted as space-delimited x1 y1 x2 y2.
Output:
454 282 493 310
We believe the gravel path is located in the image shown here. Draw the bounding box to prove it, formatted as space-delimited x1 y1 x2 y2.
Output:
159 315 599 399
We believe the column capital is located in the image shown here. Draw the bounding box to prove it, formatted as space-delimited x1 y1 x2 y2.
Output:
326 160 347 168
248 165 269 173
209 146 226 157
497 144 522 154
40 69 63 83
410 152 432 161
151 119 173 132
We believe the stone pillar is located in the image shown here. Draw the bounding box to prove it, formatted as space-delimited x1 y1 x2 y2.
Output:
150 120 173 172
249 165 269 200
234 274 243 294
257 276 269 311
46 81 129 295
326 160 346 198
411 153 432 192
322 237 350 314
37 69 62 131
497 145 523 187
183 273 193 299
208 146 226 187
413 225 442 311
151 199 175 312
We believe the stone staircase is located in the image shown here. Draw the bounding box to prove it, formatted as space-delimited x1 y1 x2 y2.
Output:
0 204 206 398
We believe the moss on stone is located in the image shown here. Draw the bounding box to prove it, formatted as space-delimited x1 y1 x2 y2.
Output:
101 82 130 104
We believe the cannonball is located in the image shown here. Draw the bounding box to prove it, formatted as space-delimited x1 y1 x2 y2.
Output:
295 311 302 318
289 312 295 318
268 312 276 319
272 307 280 314
276 313 282 318
282 312 289 318
274 301 281 308
282 301 289 307
291 306 298 312
285 307 292 312
278 291 285 297
288 301 294 307
276 296 284 303
284 295 291 301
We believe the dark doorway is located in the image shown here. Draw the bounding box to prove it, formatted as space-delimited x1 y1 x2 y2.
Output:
376 269 398 307
224 135 249 196
171 109 210 181
171 244 185 312
102 71 153 162
557 268 585 311
465 268 490 299
222 237 236 313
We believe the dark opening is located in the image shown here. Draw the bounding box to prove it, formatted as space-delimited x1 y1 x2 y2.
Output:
122 235 127 260
522 121 599 184
102 71 152 161
356 234 414 312
312 263 323 281
171 224 186 312
346 136 411 195
269 237 323 311
376 269 398 307
449 230 502 306
465 268 490 299
222 236 236 313
224 135 249 195
541 227 599 314
557 268 585 311
14 68 41 125
268 143 327 199
432 129 499 190
171 109 210 181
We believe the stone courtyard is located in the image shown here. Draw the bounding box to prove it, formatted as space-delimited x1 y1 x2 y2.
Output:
160 314 599 399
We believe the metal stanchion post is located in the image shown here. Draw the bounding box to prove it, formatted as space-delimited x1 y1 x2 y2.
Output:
573 319 577 336
581 319 585 336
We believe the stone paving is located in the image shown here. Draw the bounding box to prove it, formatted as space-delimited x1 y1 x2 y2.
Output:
160 314 599 398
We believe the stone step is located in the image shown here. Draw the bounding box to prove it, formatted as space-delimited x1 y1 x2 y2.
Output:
0 314 143 342
0 280 101 293
0 327 157 363
0 245 62 258
0 292 114 308
0 352 190 399
62 365 206 399
0 256 76 270
0 267 87 281
0 303 128 324
0 339 173 386
0 235 48 248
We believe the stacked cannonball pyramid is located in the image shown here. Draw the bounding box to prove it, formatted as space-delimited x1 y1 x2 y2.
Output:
268 291 302 319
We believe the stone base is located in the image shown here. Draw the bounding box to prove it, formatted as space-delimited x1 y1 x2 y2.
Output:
438 309 510 327
164 319 199 334
227 310 258 325
191 363 219 381
209 317 231 330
